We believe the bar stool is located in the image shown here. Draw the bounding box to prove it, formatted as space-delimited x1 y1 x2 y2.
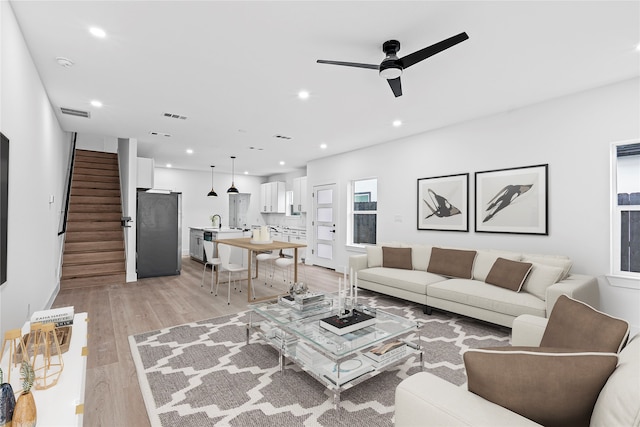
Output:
202 241 221 294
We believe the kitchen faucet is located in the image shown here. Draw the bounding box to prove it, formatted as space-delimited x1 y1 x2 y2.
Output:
212 214 221 229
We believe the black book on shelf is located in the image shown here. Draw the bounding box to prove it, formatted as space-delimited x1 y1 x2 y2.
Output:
319 309 376 335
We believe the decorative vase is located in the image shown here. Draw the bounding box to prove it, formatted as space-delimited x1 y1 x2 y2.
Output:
12 362 36 427
0 368 16 427
12 392 36 427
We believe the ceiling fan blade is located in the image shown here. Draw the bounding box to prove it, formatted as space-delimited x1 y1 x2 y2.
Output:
387 77 402 97
316 59 379 70
400 32 469 69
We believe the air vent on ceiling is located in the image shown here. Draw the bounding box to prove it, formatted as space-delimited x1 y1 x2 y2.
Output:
60 107 90 118
273 134 292 140
163 112 188 120
149 131 172 137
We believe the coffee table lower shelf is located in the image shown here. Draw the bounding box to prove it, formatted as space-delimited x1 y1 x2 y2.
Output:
246 316 423 410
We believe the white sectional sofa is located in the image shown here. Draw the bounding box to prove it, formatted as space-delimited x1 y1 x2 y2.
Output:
349 244 599 327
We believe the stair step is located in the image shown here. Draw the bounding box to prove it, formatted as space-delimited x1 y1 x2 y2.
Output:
69 204 121 214
64 240 124 253
67 212 122 222
74 159 118 171
75 150 117 160
70 195 121 205
63 250 125 265
71 180 120 190
71 188 121 197
66 230 123 242
66 221 121 232
73 167 119 178
60 273 126 290
73 173 119 183
61 261 125 279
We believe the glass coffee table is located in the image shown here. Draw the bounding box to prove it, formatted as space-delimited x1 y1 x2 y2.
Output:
247 294 423 409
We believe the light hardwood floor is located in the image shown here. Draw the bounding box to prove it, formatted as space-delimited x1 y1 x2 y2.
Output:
52 256 344 427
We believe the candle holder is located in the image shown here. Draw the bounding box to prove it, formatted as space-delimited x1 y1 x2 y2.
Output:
30 323 64 390
0 329 28 384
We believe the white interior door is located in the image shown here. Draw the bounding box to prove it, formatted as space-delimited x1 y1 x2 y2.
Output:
313 184 336 269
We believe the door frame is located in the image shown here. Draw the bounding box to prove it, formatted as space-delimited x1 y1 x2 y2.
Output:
311 183 338 270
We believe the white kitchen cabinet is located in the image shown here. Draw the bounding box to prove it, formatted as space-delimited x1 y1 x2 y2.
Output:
229 193 250 228
260 181 285 213
137 157 154 189
292 176 307 213
189 228 205 261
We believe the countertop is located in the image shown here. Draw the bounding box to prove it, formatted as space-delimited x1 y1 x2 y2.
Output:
189 226 248 233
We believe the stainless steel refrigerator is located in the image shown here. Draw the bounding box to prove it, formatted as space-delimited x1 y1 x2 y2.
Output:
136 190 182 278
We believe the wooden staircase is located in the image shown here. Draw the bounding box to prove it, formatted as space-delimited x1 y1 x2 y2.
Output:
61 150 126 289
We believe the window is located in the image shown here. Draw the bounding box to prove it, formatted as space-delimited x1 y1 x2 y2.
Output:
611 140 640 278
350 178 377 245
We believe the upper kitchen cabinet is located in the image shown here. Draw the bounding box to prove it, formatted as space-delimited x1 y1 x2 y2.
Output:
137 157 154 189
260 182 285 213
229 193 250 228
292 176 307 213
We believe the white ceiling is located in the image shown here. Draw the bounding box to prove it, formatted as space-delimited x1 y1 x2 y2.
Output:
9 1 640 177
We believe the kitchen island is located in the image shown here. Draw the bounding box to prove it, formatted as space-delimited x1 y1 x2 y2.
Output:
189 226 250 265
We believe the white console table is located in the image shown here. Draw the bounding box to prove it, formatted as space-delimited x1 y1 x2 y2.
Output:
0 312 88 426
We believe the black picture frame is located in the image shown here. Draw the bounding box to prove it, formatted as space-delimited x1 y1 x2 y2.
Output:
475 164 548 235
1 132 9 285
417 173 469 232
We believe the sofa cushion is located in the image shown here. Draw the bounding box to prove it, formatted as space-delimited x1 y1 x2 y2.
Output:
521 262 564 300
366 246 383 268
410 244 432 272
427 279 546 318
473 250 521 282
521 253 572 281
382 247 412 270
427 247 477 279
591 334 640 427
358 267 446 294
540 295 630 353
464 347 618 427
485 258 533 292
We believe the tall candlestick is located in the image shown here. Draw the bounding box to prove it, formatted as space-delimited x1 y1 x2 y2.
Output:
355 271 358 304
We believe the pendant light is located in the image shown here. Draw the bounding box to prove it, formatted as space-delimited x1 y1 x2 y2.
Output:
206 165 218 197
227 156 239 193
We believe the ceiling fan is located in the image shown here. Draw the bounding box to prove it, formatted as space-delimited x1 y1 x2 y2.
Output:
317 32 469 97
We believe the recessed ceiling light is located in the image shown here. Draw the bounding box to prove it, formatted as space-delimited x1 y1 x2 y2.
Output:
166 163 172 168
89 27 106 38
244 171 249 175
392 119 402 127
90 100 103 108
320 143 327 150
186 149 193 154
636 42 640 52
56 57 74 68
298 90 310 100
279 161 285 166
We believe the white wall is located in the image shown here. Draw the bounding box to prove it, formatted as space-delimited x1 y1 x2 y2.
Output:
0 1 73 336
76 133 118 153
308 78 640 329
118 138 137 282
153 168 264 255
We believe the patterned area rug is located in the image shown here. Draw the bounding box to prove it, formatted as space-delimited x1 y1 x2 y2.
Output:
129 292 510 426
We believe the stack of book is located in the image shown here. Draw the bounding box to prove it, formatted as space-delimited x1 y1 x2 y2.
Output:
364 341 407 366
30 306 74 327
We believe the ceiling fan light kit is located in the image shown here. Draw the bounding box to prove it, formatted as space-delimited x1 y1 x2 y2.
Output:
317 32 469 97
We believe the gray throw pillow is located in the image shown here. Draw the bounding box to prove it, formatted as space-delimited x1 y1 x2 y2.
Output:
427 247 476 279
485 257 533 292
464 346 618 427
541 295 630 353
382 247 412 270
